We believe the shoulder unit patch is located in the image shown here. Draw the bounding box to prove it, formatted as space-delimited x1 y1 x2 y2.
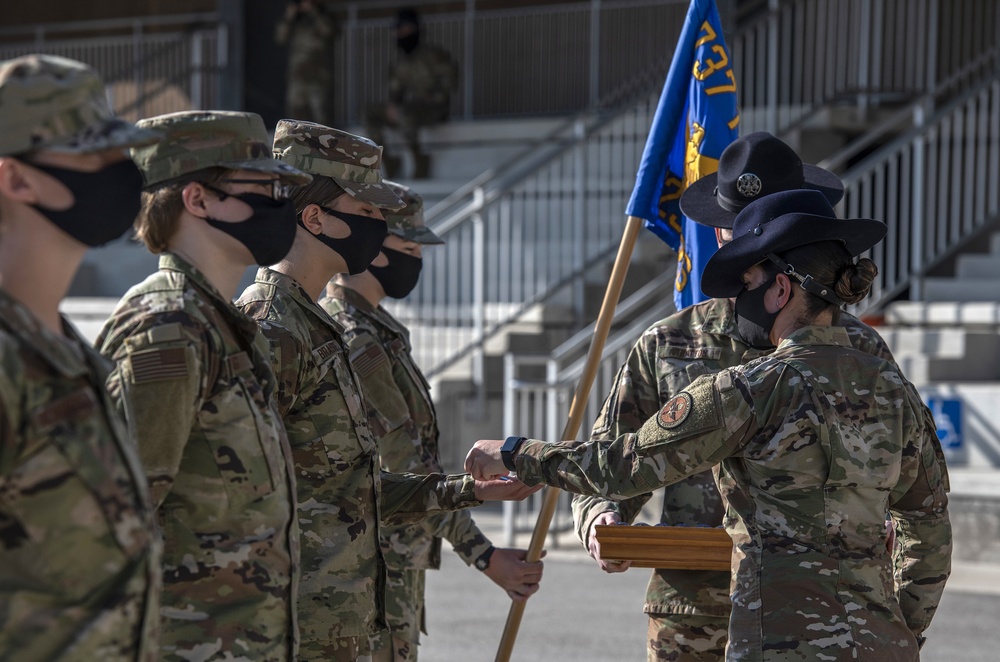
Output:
658 392 692 429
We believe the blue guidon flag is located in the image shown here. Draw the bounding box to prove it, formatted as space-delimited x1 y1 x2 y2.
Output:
626 0 740 310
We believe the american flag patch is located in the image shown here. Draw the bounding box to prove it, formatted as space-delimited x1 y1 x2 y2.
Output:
130 347 189 384
352 344 388 379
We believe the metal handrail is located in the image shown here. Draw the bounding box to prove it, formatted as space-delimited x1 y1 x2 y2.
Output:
0 12 220 37
841 70 1000 310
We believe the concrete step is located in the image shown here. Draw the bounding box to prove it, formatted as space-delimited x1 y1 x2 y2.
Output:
885 301 1000 326
957 253 1000 278
922 277 1000 302
878 327 1000 384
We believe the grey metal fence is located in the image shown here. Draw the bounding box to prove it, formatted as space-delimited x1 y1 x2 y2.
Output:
335 0 691 125
500 270 674 544
734 0 1000 134
842 73 1000 308
0 13 228 121
383 100 661 378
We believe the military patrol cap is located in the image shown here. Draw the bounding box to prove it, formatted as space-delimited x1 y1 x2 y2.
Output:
701 189 886 298
0 54 160 156
132 110 312 188
272 119 404 210
383 180 443 244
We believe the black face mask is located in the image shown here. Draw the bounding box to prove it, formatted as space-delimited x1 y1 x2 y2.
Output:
30 159 143 247
369 246 423 299
734 273 781 350
397 32 420 54
304 207 388 275
200 187 298 266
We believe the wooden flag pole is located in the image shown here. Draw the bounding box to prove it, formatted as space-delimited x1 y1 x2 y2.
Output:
494 214 646 662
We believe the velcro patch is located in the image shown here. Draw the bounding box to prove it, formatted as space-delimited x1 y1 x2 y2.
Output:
657 393 692 429
658 344 722 361
352 343 389 379
129 347 189 383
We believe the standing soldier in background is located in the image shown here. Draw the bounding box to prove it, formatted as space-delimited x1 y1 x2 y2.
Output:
571 133 922 661
0 54 161 660
237 121 539 661
323 182 545 662
98 110 311 661
276 0 337 124
366 7 458 179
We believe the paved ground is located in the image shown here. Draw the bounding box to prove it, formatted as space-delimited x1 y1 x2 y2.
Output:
416 506 1000 661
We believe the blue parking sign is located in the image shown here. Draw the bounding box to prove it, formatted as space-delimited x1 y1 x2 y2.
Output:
926 397 962 449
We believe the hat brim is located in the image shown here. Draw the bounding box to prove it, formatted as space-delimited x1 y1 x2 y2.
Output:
700 212 887 298
339 180 405 211
679 165 847 229
389 225 445 245
43 118 162 154
218 157 313 187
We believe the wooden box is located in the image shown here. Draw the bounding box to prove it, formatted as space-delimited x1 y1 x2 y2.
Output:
593 525 732 571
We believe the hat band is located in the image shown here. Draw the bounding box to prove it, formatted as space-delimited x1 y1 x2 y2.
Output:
766 253 843 306
715 187 750 213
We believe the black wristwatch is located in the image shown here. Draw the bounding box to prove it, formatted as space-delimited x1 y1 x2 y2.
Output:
474 545 495 571
501 435 527 471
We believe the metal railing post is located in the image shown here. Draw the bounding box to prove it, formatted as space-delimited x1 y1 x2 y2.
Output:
190 32 203 109
502 352 516 546
858 0 871 115
589 0 601 108
472 202 486 406
132 20 144 117
573 117 587 325
218 0 241 110
911 104 926 302
345 4 359 126
464 0 476 120
766 0 779 135
927 0 940 98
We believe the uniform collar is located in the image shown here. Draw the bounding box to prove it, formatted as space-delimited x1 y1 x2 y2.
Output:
159 252 261 343
777 325 852 350
691 297 742 340
255 266 345 332
0 288 91 379
328 283 375 313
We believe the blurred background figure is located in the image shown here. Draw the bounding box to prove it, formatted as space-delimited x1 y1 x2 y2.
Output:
275 0 336 125
365 7 458 179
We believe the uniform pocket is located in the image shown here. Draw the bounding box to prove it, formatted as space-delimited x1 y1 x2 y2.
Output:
197 369 281 508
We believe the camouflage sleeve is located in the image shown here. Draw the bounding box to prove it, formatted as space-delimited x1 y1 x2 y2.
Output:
379 470 481 525
420 508 493 566
572 337 664 544
516 370 755 498
254 320 306 418
101 315 205 508
889 403 952 642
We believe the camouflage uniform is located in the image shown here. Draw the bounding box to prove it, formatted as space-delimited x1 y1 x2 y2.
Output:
0 54 162 661
96 111 311 661
572 297 909 660
275 2 336 124
0 290 161 661
365 43 458 177
99 254 299 662
322 285 492 657
237 267 483 661
519 325 951 661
